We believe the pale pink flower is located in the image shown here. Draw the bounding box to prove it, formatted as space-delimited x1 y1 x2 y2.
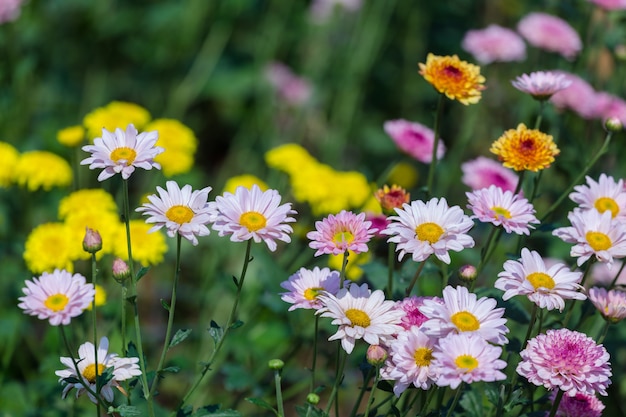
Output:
383 119 445 164
591 260 626 286
18 269 95 326
547 391 605 417
511 71 572 100
517 13 582 60
265 62 312 106
461 24 526 64
461 156 519 193
517 328 612 396
588 287 626 323
588 0 626 10
309 0 362 23
396 296 441 330
433 333 507 389
280 267 342 311
570 174 626 220
307 210 377 256
0 0 23 24
550 72 598 119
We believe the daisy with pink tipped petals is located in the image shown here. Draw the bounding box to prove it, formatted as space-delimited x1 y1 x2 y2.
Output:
432 333 507 389
307 210 376 256
280 267 342 311
136 180 212 246
18 269 95 326
81 124 164 181
382 198 474 264
495 248 585 311
461 156 519 193
419 285 509 345
570 174 626 220
517 328 612 396
209 185 296 252
383 119 445 163
588 287 626 323
467 185 539 235
317 284 403 354
511 71 572 101
553 209 626 269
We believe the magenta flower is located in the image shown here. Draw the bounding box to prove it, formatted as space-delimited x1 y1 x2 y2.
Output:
307 210 377 256
461 24 526 64
548 391 605 417
517 328 612 396
265 62 312 106
588 286 626 323
511 71 572 101
383 119 445 164
396 295 441 330
517 13 582 60
280 267 342 311
366 213 390 238
588 0 626 10
461 156 519 193
0 0 23 24
550 72 598 119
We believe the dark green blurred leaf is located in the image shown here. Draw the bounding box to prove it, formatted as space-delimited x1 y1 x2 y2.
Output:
245 397 277 414
108 405 142 416
169 328 192 348
161 299 171 311
295 405 327 417
229 320 244 330
459 389 483 417
136 266 150 281
162 366 181 374
208 321 224 344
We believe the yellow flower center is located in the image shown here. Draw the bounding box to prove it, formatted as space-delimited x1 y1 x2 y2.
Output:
82 363 106 384
415 222 444 244
44 293 69 312
333 230 355 245
304 287 324 300
165 205 194 225
594 197 619 218
414 347 434 367
345 308 371 328
418 53 485 105
110 147 137 165
450 311 480 332
239 211 267 231
526 272 555 290
491 206 512 219
489 124 559 172
586 231 612 251
455 354 478 371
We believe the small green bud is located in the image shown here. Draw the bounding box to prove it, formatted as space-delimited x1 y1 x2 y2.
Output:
605 117 623 133
306 393 320 405
268 359 284 370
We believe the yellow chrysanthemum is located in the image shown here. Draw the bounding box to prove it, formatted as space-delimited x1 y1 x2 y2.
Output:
113 220 168 266
86 284 107 310
418 53 485 105
24 223 76 274
64 209 122 259
57 125 86 147
145 118 197 177
387 162 419 189
0 141 19 187
15 151 72 191
223 174 269 194
83 101 151 141
490 123 560 172
265 143 318 175
328 250 371 281
58 189 118 220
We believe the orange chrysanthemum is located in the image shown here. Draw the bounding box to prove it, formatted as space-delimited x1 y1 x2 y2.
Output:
418 53 486 105
375 184 410 213
490 124 560 172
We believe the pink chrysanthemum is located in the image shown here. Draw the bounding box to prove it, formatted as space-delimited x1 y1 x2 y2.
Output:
511 71 572 101
419 285 509 345
81 124 164 181
570 174 626 220
208 185 296 252
307 210 377 256
265 62 312 106
517 328 612 396
553 209 626 269
432 333 507 389
461 156 519 193
495 248 586 311
461 24 527 65
383 119 445 164
550 72 598 119
547 391 605 417
466 185 539 235
18 269 95 326
588 287 626 323
517 13 582 60
317 284 403 354
0 0 23 23
382 198 474 264
588 0 626 10
280 267 342 311
396 295 442 330
366 213 390 238
136 180 212 246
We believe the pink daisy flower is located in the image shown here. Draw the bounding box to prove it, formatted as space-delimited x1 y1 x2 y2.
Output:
591 260 626 287
265 62 312 106
382 198 475 264
280 267 342 311
547 391 605 417
517 13 582 60
366 213 390 238
396 295 441 330
81 124 164 182
461 24 527 65
432 333 507 389
461 156 519 193
18 269 95 326
466 185 539 235
0 0 23 24
588 287 626 323
383 119 445 164
208 185 296 252
570 174 626 220
553 209 626 269
511 71 572 101
419 285 509 345
495 248 586 311
550 72 598 119
307 210 377 256
588 0 626 10
517 328 612 396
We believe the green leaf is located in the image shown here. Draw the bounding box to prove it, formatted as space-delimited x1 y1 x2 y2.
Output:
169 328 192 348
208 321 224 344
96 366 114 387
192 405 243 416
245 397 277 414
107 405 142 416
459 389 483 417
162 366 181 374
161 299 171 311
295 405 327 417
229 320 244 330
136 266 150 281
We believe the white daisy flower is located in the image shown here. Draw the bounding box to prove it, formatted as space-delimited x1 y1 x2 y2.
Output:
569 174 626 220
208 185 296 252
81 124 164 182
382 197 475 264
419 285 509 345
317 284 403 354
55 337 141 404
495 248 586 311
280 266 342 311
136 180 212 246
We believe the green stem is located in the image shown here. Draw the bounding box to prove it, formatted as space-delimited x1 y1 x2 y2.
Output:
274 369 285 417
476 227 504 277
349 366 374 417
547 390 565 417
386 242 396 298
363 366 380 417
309 315 319 393
444 383 464 417
405 261 427 297
340 250 350 284
513 170 526 196
610 261 626 288
597 321 611 344
534 101 545 130
562 260 594 327
323 347 347 416
426 95 445 198
90 253 100 417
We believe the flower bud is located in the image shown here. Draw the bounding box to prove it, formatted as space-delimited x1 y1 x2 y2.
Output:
306 393 320 405
458 264 477 283
83 227 102 254
112 258 131 283
268 359 284 370
375 185 410 214
366 344 388 366
605 117 623 133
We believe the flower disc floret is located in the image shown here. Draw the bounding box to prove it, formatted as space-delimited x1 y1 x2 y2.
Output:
490 123 559 172
307 210 377 256
418 53 486 105
570 174 626 220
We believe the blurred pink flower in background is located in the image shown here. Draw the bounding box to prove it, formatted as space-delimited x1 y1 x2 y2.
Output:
588 0 626 10
461 24 527 64
517 13 582 60
594 92 626 125
265 62 312 106
461 156 519 193
550 72 598 119
309 0 362 23
0 0 23 24
384 119 445 164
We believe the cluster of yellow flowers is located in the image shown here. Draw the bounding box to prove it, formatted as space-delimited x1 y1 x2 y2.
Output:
0 142 72 191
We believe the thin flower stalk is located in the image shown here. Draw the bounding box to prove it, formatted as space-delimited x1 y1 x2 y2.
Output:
363 366 381 417
387 241 395 298
349 366 375 417
323 346 347 416
89 252 100 417
562 259 595 328
274 367 285 417
610 261 626 288
548 390 566 417
445 383 465 417
426 94 445 197
406 261 427 296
